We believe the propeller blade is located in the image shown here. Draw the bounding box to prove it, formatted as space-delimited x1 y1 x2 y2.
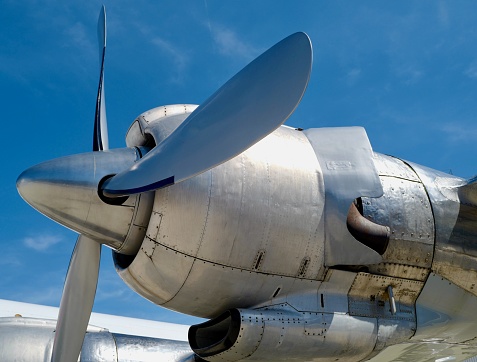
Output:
51 8 107 362
93 5 108 151
51 235 101 362
103 32 312 196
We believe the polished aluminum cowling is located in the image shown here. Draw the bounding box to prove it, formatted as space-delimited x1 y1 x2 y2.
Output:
115 122 327 317
112 105 429 320
189 308 378 361
16 148 154 255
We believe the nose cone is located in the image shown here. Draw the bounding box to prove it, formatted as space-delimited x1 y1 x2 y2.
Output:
17 148 143 248
17 153 96 229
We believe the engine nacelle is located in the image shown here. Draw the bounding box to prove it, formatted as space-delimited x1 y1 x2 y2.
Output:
189 308 378 362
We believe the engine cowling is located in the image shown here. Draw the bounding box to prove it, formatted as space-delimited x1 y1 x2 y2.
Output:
189 308 378 362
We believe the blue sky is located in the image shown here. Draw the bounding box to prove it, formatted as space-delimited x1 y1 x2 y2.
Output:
2 1 477 327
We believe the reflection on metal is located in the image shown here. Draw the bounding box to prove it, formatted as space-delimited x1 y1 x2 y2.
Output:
364 154 435 281
304 127 383 266
189 307 378 362
407 161 477 300
15 9 477 360
0 316 195 362
414 273 477 344
125 104 199 148
16 148 154 255
117 125 327 317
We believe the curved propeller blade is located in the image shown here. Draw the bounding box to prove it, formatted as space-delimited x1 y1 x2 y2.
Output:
93 5 108 151
103 32 312 196
51 7 107 362
51 235 101 362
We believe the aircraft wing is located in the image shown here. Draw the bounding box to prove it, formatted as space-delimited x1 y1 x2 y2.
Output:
0 298 196 362
368 342 477 362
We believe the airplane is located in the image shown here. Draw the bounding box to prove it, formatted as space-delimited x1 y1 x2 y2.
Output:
5 5 477 362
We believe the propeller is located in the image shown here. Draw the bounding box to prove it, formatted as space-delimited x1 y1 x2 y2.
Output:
103 31 312 197
50 7 312 361
50 6 107 362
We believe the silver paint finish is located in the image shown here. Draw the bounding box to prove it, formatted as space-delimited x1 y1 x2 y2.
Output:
304 127 383 266
0 316 195 362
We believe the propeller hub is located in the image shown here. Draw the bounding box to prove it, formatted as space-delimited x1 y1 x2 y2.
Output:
17 148 148 252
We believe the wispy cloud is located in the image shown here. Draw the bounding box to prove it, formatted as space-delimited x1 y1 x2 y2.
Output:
346 68 362 86
23 234 63 252
465 61 477 79
63 21 94 57
0 254 23 267
439 122 477 143
437 1 450 28
22 286 63 306
150 37 188 84
210 25 258 61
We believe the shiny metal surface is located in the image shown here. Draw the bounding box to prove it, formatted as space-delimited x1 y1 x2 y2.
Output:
16 9 477 359
407 161 477 297
304 127 383 266
190 307 378 361
414 273 477 344
17 148 153 254
104 32 312 196
116 125 326 317
365 154 435 280
52 235 101 362
125 104 198 148
0 316 195 362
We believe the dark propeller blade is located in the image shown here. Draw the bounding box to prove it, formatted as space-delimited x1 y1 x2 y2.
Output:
93 5 108 151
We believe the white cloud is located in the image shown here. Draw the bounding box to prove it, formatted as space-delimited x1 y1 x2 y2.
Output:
150 36 188 83
439 122 477 143
211 25 258 61
23 234 63 252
